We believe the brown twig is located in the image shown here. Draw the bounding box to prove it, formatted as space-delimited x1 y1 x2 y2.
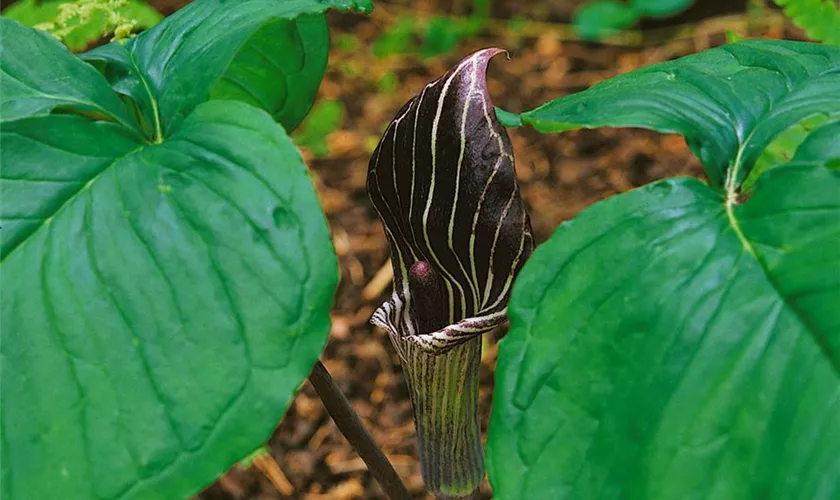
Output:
252 453 295 496
362 260 394 301
308 361 412 500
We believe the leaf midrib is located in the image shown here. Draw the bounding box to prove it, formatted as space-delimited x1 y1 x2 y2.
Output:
722 71 839 376
724 185 840 377
120 47 164 144
158 15 283 127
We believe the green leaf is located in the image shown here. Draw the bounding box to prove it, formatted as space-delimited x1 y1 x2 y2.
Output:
335 33 361 52
774 0 840 45
376 70 398 92
1 15 338 500
321 0 373 12
75 41 161 140
420 16 463 58
572 0 639 40
520 40 840 187
572 0 693 40
743 113 834 191
792 119 840 166
630 0 693 17
725 29 744 43
372 15 418 58
488 161 840 498
81 0 369 135
207 14 329 128
292 99 346 157
0 18 137 131
495 106 523 128
1 99 337 500
1 0 163 52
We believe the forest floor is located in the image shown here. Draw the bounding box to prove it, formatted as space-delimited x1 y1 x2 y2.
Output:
187 2 801 499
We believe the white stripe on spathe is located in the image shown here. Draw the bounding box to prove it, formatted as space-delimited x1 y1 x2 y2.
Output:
424 57 472 323
448 58 481 309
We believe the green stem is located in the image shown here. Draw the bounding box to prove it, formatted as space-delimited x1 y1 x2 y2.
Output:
398 336 484 498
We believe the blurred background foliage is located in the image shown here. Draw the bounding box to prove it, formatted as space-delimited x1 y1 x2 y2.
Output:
573 0 694 40
2 0 161 51
773 0 840 44
5 0 828 160
4 0 809 56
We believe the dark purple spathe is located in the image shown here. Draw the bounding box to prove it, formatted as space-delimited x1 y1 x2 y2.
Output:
368 48 533 355
366 49 534 497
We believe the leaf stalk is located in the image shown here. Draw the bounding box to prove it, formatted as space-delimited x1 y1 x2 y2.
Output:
308 360 412 500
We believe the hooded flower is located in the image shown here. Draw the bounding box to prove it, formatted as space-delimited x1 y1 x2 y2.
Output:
367 49 533 497
368 48 533 355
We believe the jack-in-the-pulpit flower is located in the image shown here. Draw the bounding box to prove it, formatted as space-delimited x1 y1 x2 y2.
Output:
367 49 533 497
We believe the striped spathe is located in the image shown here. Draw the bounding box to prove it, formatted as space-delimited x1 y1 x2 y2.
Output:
368 47 533 355
367 48 533 497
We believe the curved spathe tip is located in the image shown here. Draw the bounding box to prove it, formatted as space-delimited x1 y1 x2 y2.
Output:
455 47 509 91
469 47 509 62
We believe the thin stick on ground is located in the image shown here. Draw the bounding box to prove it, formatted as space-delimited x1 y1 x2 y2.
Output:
252 453 295 496
308 360 412 500
362 259 394 301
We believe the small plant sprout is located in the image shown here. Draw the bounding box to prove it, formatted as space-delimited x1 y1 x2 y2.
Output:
367 49 533 497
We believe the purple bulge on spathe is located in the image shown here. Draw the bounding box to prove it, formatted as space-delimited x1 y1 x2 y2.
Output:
367 48 533 497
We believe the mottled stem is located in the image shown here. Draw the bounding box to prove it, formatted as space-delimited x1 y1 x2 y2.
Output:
309 361 412 500
399 336 484 498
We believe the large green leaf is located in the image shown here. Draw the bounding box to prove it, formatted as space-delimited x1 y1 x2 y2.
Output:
207 14 329 129
0 13 339 500
519 40 840 187
487 127 840 498
81 0 372 136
